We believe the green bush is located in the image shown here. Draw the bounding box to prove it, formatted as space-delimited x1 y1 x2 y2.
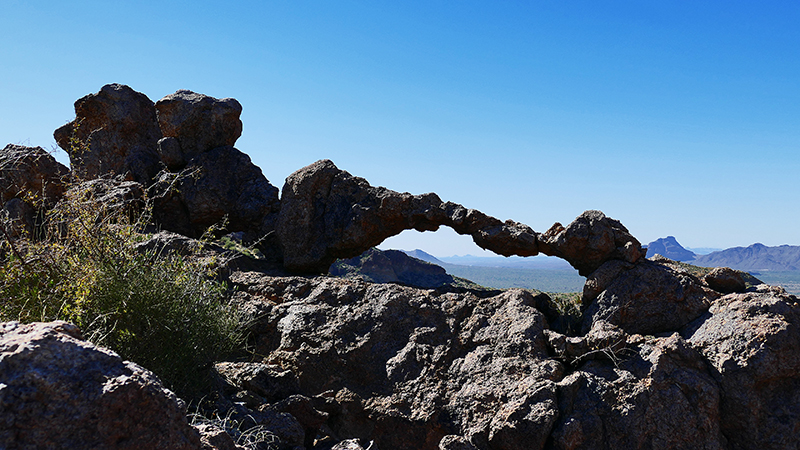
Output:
0 184 245 397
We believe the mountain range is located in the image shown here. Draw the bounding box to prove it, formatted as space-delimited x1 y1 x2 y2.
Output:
645 237 800 272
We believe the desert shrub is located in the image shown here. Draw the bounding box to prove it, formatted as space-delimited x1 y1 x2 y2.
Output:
0 183 245 397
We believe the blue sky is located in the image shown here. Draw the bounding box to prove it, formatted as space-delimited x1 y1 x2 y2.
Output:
2 1 798 257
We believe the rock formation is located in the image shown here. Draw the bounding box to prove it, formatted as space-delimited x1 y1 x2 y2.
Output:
276 159 642 274
0 321 205 449
54 84 162 184
2 84 798 449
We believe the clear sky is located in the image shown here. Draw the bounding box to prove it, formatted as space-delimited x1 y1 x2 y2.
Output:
2 1 798 257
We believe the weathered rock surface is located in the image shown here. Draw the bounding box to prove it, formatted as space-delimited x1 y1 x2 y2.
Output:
155 90 243 160
54 84 162 183
0 144 69 207
0 321 203 450
150 146 281 240
330 247 456 288
537 210 643 277
686 288 800 450
703 266 746 294
550 333 727 450
233 273 564 450
581 258 719 335
276 160 642 274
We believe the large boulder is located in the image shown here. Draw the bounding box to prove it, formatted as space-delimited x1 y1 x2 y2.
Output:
238 273 564 450
155 90 243 161
54 84 162 184
538 210 644 277
549 333 727 450
0 321 203 449
686 288 800 450
0 144 69 206
150 146 280 240
580 258 719 335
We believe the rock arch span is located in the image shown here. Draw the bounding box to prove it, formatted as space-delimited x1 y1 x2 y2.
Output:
276 159 644 275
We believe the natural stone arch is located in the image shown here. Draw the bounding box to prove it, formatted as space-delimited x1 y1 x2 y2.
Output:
276 159 644 275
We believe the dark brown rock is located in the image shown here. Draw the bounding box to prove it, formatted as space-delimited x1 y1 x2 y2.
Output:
538 210 644 276
151 146 280 239
330 248 456 288
703 266 746 294
213 362 301 404
2 198 36 238
54 84 162 183
581 258 719 335
0 321 203 450
0 144 69 207
687 290 800 450
276 159 539 273
155 90 243 159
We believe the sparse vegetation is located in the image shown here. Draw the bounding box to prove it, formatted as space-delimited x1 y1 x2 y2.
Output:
0 182 245 397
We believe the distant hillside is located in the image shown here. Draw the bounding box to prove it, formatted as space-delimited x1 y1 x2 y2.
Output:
645 236 696 262
331 248 457 288
400 249 445 265
693 243 800 271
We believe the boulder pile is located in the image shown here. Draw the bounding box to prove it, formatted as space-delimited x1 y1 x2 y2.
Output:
1 84 798 449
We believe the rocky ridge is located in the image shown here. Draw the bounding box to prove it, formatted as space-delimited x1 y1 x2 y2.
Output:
1 84 799 449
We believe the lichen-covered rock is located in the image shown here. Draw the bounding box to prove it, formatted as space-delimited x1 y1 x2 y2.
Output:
54 84 162 183
0 321 203 450
0 144 69 207
155 90 243 159
687 290 800 450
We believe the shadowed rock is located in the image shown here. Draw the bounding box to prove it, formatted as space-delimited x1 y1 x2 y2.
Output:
0 144 69 207
278 160 641 274
54 84 162 184
150 146 280 240
0 321 203 450
580 258 719 335
155 90 243 161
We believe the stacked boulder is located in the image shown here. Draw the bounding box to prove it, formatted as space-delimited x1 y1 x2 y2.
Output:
52 84 281 243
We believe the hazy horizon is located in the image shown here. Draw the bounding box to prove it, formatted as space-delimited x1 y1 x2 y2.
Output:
3 2 798 257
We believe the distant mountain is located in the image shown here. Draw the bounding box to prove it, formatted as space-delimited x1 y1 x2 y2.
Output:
400 249 445 265
438 254 574 270
693 244 800 272
645 236 696 262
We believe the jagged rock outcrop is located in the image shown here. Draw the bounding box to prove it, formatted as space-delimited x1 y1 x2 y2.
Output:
224 269 800 450
54 84 162 183
155 90 243 161
0 144 69 207
0 321 204 450
276 159 642 274
685 287 800 450
233 274 564 450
